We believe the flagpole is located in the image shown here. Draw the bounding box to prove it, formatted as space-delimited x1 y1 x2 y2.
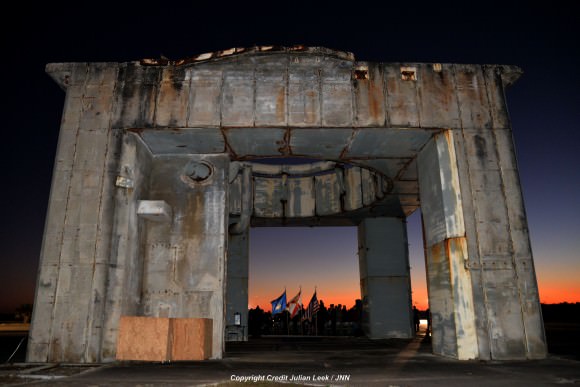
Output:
315 286 318 336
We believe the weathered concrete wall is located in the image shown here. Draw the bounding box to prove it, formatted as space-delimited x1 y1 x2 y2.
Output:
30 47 545 363
28 63 121 363
358 218 413 339
141 154 229 359
451 69 547 359
418 128 546 360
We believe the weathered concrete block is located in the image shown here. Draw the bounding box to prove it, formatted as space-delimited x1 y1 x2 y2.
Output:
137 200 172 222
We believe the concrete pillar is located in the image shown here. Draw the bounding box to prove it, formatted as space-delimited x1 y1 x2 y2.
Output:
140 154 229 359
28 63 121 363
418 129 547 360
358 217 413 339
225 230 249 341
417 131 478 360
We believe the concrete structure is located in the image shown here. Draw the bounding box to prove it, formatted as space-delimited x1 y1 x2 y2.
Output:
28 46 546 363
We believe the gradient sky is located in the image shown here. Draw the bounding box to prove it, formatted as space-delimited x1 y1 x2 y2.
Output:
0 3 578 314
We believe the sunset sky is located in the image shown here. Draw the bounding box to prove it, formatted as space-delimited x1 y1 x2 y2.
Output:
0 3 578 314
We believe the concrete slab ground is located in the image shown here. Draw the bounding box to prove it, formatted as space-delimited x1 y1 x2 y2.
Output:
3 329 579 386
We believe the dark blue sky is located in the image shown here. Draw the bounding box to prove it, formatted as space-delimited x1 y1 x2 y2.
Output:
0 2 578 312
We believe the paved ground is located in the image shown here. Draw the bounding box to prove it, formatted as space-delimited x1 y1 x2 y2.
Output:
2 329 579 386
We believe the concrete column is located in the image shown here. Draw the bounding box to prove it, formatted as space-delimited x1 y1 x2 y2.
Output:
418 131 479 360
99 133 153 361
358 217 413 339
28 63 120 363
226 230 249 341
141 154 229 359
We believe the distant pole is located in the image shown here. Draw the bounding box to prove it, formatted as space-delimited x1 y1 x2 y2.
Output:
315 313 318 336
286 311 289 336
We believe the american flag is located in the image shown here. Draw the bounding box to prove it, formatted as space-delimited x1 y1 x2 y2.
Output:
303 291 319 321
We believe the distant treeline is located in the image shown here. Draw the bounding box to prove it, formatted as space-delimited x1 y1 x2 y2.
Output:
541 302 580 323
246 302 580 337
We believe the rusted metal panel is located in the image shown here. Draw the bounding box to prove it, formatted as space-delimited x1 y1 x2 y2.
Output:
221 70 254 126
253 176 284 217
289 128 352 158
287 177 316 217
288 61 321 126
112 64 160 129
321 67 353 127
454 64 492 129
346 128 433 158
155 67 190 127
353 62 386 126
255 66 287 126
384 63 420 127
187 69 223 126
344 166 363 211
417 63 460 128
315 173 342 215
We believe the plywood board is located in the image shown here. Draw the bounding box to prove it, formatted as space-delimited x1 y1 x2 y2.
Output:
116 316 171 361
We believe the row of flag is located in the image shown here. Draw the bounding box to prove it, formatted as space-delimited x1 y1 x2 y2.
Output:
271 289 320 321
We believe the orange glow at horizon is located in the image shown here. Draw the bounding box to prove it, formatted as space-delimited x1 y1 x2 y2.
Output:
537 279 580 305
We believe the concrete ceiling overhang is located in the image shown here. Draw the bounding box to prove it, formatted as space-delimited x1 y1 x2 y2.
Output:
132 126 437 224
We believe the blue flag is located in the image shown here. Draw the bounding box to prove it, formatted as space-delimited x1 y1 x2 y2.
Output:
271 290 287 315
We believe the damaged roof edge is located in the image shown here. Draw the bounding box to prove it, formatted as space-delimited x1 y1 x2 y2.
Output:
140 45 356 67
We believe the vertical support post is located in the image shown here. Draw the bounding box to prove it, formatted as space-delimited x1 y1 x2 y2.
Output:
226 230 249 341
418 131 479 360
358 217 413 339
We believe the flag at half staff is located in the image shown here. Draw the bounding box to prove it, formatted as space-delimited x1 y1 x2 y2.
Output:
287 289 302 318
271 290 287 315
